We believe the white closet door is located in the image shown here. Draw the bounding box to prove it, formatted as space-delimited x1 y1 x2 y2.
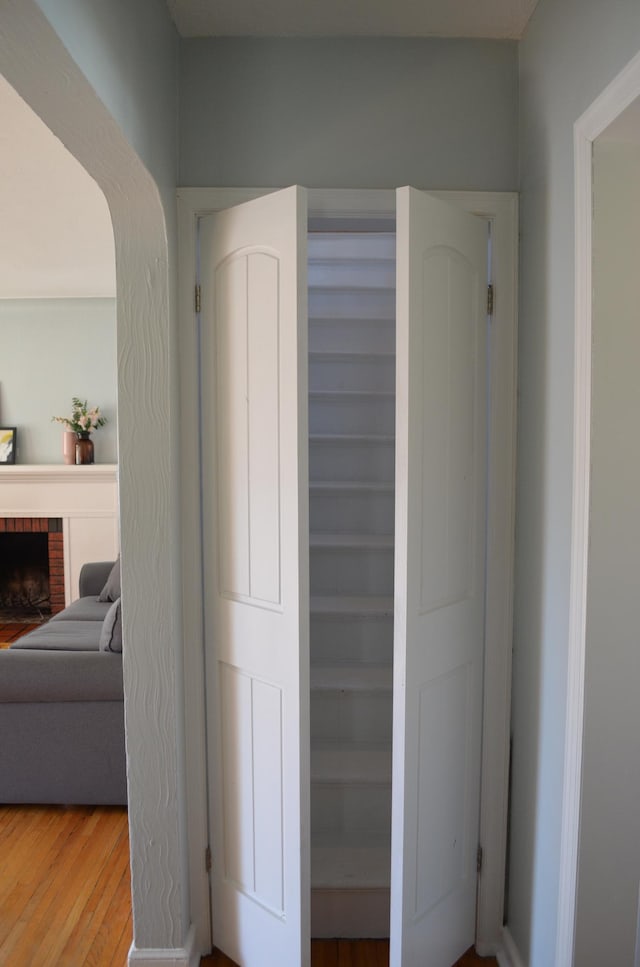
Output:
390 187 488 967
200 186 310 967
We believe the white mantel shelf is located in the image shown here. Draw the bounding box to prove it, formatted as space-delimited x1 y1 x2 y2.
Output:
1 464 118 484
0 463 119 602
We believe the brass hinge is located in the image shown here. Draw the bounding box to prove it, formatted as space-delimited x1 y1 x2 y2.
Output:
487 284 494 317
195 284 201 314
477 844 483 875
205 845 212 873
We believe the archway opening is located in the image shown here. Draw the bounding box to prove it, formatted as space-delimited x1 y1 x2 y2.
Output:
0 2 188 959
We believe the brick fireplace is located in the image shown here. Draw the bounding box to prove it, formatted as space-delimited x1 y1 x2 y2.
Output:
0 517 65 615
0 464 119 605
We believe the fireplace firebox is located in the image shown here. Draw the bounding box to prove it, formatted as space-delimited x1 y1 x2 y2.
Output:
0 518 64 618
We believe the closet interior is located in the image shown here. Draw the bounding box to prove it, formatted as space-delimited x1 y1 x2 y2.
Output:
308 226 396 937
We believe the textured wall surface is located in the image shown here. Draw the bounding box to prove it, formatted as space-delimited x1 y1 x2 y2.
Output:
179 37 518 191
1 0 188 956
0 298 117 464
511 1 640 964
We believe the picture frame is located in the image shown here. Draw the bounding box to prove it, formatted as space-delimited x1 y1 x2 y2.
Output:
0 427 17 465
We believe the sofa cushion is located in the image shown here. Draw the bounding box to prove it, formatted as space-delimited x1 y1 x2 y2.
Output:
79 561 116 599
50 597 111 623
0 649 123 703
100 598 122 653
98 557 121 602
12 620 101 652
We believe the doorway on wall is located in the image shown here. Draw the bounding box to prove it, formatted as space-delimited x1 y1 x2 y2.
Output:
561 69 640 967
558 50 640 967
193 186 513 967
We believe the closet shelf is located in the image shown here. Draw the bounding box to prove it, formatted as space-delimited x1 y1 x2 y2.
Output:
310 595 394 617
309 315 395 326
311 664 393 692
311 744 392 784
309 389 395 401
308 275 395 292
309 432 395 446
308 232 396 259
311 845 391 890
310 533 394 549
310 481 394 493
309 284 395 296
308 258 395 271
309 350 395 361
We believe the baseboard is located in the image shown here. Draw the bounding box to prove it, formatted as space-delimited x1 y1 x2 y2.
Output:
311 887 390 938
497 925 526 967
128 924 199 967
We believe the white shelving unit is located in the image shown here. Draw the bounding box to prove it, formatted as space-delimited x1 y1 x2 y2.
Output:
308 231 396 938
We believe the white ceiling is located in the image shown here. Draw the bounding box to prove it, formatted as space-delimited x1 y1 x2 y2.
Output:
0 74 116 300
167 0 540 40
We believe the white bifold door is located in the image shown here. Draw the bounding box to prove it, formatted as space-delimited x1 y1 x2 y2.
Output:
390 187 488 967
199 187 311 967
199 186 488 967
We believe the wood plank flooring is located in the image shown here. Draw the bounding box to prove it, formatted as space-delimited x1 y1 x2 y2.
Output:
202 941 497 966
0 805 131 966
1 795 497 967
0 620 40 647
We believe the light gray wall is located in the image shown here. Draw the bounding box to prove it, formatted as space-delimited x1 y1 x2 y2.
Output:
179 38 518 190
511 1 640 964
0 298 117 464
574 139 640 966
35 0 178 221
7 0 188 955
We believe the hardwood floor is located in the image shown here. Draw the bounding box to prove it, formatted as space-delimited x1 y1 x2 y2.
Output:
0 620 40 647
201 942 497 966
0 802 497 967
0 805 132 966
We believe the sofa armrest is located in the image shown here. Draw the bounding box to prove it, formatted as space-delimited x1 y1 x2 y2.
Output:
0 649 123 703
79 561 115 598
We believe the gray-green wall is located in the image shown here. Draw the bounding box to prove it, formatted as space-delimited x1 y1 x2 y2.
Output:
9 7 640 962
0 298 117 464
574 140 640 967
36 0 179 221
179 37 518 190
512 1 640 964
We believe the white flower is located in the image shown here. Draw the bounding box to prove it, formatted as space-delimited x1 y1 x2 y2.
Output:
52 398 107 433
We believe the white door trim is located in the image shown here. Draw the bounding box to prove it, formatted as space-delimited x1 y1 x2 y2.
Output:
177 186 518 956
556 49 640 967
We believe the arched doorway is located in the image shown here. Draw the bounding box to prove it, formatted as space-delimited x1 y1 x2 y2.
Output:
0 2 192 960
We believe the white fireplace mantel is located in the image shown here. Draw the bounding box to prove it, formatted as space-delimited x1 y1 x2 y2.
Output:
0 464 119 602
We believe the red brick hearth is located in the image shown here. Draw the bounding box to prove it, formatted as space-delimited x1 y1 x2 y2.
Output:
0 517 65 614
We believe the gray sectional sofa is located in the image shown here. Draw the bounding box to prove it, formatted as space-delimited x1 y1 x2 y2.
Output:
0 560 127 805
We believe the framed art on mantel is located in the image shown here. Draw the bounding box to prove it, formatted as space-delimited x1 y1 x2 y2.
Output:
0 427 16 464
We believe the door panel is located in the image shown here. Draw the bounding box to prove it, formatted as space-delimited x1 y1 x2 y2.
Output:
215 249 282 605
200 186 310 967
391 187 488 967
419 248 477 612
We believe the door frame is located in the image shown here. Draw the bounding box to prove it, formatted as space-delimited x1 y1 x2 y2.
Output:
555 49 640 967
177 187 518 957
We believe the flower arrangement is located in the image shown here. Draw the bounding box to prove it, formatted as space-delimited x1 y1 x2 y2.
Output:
52 397 108 435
